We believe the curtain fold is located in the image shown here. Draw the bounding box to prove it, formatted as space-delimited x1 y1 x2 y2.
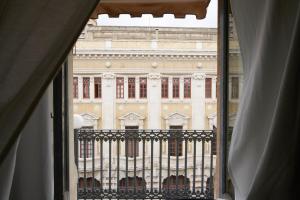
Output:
229 0 300 199
0 0 99 164
0 0 99 199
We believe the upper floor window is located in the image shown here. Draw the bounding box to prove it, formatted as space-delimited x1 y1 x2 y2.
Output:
172 78 180 98
73 77 78 99
128 78 136 99
116 77 124 99
94 77 101 99
139 77 147 98
161 78 169 98
83 77 90 99
205 78 212 98
184 78 191 98
231 77 239 99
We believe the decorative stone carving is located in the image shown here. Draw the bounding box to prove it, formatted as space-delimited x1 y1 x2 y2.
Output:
164 112 189 129
207 113 217 129
192 73 206 80
102 72 115 79
119 112 145 129
148 73 161 80
105 61 112 68
80 113 100 129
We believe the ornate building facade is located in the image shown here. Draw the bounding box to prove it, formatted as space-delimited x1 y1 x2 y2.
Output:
72 23 241 192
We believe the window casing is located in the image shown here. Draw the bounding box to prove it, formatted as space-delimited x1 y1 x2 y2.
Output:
83 77 90 99
94 77 101 99
205 78 212 98
231 77 239 99
161 78 169 98
172 78 180 98
184 78 191 98
73 77 78 98
139 77 147 98
128 78 136 99
116 77 124 99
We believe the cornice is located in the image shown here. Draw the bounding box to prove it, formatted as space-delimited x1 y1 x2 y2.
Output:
73 50 217 60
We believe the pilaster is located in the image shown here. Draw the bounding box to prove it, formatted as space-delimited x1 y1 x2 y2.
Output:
191 73 206 129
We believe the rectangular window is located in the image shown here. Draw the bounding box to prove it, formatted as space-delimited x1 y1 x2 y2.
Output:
83 77 90 99
125 126 139 157
139 77 147 98
184 78 191 98
80 141 92 158
231 77 239 99
116 77 124 99
169 126 183 156
161 78 169 98
128 78 136 98
73 77 78 98
94 77 101 99
172 78 180 98
205 78 212 98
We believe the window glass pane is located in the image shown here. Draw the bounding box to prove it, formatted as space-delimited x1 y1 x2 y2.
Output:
128 78 136 98
116 77 124 99
205 78 212 98
83 77 90 98
73 77 78 98
94 77 101 98
184 78 191 98
161 78 169 98
172 78 180 98
139 77 147 98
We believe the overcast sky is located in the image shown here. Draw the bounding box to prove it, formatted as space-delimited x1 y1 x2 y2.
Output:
96 0 217 28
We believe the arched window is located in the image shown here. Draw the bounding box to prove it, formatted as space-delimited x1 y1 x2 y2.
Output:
78 177 101 189
119 177 146 191
162 175 190 190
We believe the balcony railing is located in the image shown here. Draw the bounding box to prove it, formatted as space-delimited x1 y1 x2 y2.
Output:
75 129 216 199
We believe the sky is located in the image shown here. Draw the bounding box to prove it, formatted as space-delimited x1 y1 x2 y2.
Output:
96 0 217 28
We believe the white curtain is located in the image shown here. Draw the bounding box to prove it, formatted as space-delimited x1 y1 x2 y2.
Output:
229 0 300 199
0 0 98 199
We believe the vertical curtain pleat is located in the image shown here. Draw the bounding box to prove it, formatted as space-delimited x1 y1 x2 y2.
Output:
0 0 99 199
0 0 99 164
229 0 300 199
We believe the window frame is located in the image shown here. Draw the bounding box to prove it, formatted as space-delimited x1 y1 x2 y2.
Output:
116 77 124 99
128 77 136 99
205 77 212 99
161 77 169 98
139 77 147 98
94 77 102 99
172 78 180 99
82 77 90 99
184 77 191 98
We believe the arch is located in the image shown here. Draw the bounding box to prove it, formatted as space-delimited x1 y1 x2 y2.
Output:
78 177 101 189
162 175 190 190
118 176 146 191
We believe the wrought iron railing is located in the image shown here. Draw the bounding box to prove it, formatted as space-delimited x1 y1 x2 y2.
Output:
75 129 216 199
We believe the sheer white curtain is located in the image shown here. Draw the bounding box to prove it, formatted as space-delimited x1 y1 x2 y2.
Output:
229 0 300 199
0 0 98 199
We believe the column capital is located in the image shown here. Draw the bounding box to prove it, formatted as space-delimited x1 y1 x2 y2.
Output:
192 73 206 80
148 73 161 80
102 72 115 79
